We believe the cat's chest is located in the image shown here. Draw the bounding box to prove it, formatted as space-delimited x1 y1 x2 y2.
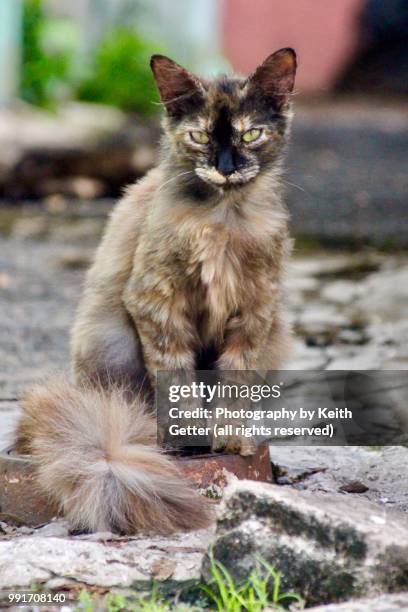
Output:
187 226 239 286
186 225 246 330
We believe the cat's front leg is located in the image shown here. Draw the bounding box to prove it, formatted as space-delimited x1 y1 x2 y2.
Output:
211 360 258 456
210 373 258 456
124 264 197 375
212 312 273 456
124 277 210 450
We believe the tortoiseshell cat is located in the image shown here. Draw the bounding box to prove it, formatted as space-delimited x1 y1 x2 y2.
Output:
15 49 297 534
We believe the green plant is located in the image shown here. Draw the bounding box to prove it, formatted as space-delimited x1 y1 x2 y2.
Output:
75 590 94 612
201 552 304 611
74 587 174 612
21 0 77 109
106 586 172 611
77 27 161 115
73 555 304 611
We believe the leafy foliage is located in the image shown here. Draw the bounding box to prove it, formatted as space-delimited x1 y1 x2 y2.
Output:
21 0 76 109
77 28 161 115
106 586 172 611
201 552 304 611
21 1 161 115
75 590 94 612
73 554 304 611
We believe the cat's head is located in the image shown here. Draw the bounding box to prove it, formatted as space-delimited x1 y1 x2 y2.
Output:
150 49 297 193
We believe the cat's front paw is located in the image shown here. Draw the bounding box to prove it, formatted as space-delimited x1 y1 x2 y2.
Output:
209 398 257 456
211 431 256 456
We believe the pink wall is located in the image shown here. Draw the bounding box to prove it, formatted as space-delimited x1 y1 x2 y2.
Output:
222 0 365 93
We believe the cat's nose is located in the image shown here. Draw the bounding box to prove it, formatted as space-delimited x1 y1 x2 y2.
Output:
216 148 236 176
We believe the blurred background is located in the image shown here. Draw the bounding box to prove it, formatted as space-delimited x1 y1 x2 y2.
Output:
0 0 408 406
1 0 407 226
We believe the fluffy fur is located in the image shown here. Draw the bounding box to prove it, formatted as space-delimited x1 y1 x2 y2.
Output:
15 378 211 534
15 48 297 534
72 49 297 386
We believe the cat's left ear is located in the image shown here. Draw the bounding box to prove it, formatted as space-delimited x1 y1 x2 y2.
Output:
150 55 205 119
246 48 297 109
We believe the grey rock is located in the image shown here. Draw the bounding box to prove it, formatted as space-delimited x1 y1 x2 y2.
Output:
205 479 408 606
307 592 408 611
0 103 125 153
0 236 84 397
325 344 389 370
336 328 368 345
288 275 320 295
368 321 408 370
297 304 349 332
0 103 158 200
295 304 350 348
0 522 34 537
0 403 20 450
288 105 408 247
269 446 408 513
288 253 383 281
1 222 407 405
339 481 369 494
321 280 363 305
33 520 70 538
286 353 329 370
0 528 214 590
286 341 329 370
355 266 408 322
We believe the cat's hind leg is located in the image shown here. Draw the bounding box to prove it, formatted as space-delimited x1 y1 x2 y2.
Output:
71 309 150 400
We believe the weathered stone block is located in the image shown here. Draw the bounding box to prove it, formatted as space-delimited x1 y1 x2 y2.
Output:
204 480 408 606
0 529 214 591
307 592 408 612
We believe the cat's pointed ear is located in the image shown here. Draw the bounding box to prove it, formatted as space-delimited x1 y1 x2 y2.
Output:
150 55 205 119
246 48 297 109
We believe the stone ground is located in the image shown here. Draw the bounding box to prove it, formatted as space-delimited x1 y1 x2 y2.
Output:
1 208 408 610
286 102 408 247
2 100 408 247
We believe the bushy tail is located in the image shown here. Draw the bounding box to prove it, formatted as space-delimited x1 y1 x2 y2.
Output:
15 377 212 534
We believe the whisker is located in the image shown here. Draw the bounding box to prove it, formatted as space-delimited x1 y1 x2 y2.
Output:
272 89 299 98
157 171 194 192
280 177 309 195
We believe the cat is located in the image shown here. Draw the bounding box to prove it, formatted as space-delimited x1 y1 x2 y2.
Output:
15 48 297 535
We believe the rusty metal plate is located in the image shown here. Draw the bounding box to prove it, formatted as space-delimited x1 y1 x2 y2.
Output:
0 444 273 527
179 443 273 491
0 448 59 527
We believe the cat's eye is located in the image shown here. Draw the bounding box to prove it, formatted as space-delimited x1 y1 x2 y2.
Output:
242 128 262 143
190 131 209 145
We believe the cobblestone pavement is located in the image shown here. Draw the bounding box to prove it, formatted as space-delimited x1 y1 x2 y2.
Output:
1 211 408 449
1 211 408 607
